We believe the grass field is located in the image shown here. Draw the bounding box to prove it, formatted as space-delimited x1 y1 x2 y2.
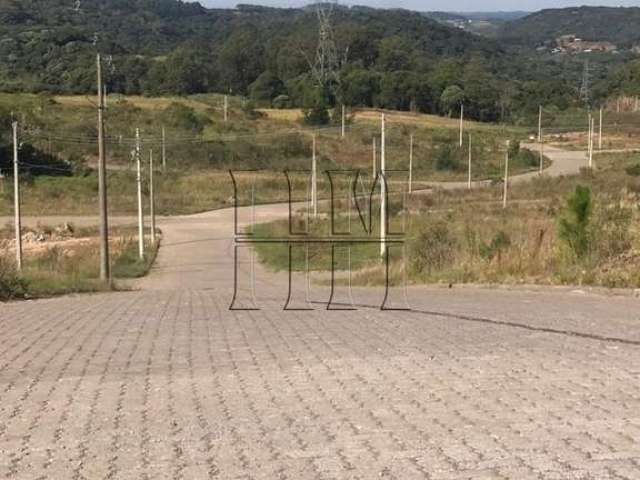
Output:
253 150 640 289
0 224 158 300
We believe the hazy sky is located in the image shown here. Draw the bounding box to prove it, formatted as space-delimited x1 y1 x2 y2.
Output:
197 0 640 12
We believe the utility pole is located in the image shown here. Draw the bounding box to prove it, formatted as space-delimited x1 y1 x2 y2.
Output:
224 95 229 122
538 105 542 142
459 103 464 147
468 134 472 190
539 137 544 174
12 121 22 271
312 134 318 218
408 134 413 194
589 118 596 168
341 104 346 138
599 107 603 150
149 149 156 245
380 114 386 258
135 128 145 260
97 54 110 281
161 126 167 172
503 141 510 209
372 137 377 180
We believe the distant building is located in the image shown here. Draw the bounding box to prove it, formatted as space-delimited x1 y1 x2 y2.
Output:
555 34 617 54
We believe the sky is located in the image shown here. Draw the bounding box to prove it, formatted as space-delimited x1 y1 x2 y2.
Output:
196 0 640 12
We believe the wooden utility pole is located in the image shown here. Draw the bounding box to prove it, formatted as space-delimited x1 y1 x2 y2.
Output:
224 95 229 122
503 141 510 209
468 134 472 190
149 149 156 245
538 105 542 142
161 126 167 172
380 114 387 258
12 121 22 271
408 134 413 194
459 103 464 147
135 128 145 260
311 134 318 218
341 104 346 138
97 54 110 281
599 107 603 150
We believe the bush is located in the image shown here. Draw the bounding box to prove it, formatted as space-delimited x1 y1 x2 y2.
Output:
557 185 592 259
0 257 28 301
303 104 330 126
625 163 640 176
411 221 457 274
479 231 511 261
434 144 459 171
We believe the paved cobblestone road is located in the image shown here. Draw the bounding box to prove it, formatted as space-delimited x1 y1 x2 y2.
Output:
2 148 640 479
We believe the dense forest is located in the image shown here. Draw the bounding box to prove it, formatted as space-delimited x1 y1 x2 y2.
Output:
499 7 640 47
1 1 640 124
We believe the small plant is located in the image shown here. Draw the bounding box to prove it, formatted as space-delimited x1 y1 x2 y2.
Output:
0 257 28 301
625 163 640 176
479 231 511 261
557 185 592 259
411 221 457 274
434 144 459 171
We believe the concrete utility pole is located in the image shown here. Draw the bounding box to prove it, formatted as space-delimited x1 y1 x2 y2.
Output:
161 126 167 172
589 118 596 168
224 95 229 122
97 54 110 281
380 114 387 258
538 105 542 142
503 141 510 209
599 107 603 150
312 134 318 218
408 134 414 194
135 128 145 260
372 137 377 180
468 134 472 190
539 138 544 175
341 104 346 138
459 103 464 147
149 149 156 245
12 121 22 271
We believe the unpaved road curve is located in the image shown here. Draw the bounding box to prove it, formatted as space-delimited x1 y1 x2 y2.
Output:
1 146 640 479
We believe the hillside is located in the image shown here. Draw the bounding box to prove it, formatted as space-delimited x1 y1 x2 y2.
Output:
499 7 640 47
0 0 500 95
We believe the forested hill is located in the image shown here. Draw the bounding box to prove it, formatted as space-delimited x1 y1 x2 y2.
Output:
0 0 500 95
499 7 640 47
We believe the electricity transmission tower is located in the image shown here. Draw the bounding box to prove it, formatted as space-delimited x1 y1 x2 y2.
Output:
311 2 341 99
580 60 591 108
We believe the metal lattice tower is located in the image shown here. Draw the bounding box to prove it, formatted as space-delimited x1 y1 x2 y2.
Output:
312 2 340 95
580 60 591 107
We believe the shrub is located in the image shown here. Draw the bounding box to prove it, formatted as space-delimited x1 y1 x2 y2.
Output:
303 104 330 126
479 231 511 261
411 221 457 274
0 257 28 301
557 185 592 259
625 163 640 176
435 144 459 171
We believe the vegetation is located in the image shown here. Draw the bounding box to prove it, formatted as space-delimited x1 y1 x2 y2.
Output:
253 151 640 289
0 225 158 300
499 7 640 46
2 1 638 126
